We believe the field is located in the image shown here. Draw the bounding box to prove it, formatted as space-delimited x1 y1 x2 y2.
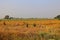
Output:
0 19 60 40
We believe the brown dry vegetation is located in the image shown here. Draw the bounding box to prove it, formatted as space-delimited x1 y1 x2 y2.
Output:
0 19 60 40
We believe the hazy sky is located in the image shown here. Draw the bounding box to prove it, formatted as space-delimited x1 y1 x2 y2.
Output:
0 0 60 18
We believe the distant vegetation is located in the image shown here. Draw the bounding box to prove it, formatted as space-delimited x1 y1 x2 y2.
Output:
0 15 60 40
4 15 13 19
3 15 60 20
54 15 60 20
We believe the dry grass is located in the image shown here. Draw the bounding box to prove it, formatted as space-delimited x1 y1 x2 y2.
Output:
0 19 60 40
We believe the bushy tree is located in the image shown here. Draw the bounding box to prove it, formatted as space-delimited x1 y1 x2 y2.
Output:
9 17 14 19
4 15 10 19
54 15 60 20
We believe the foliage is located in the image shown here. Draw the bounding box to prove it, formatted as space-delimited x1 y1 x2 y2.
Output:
4 15 10 19
54 15 60 20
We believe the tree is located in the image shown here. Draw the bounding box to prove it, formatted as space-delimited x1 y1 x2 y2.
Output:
9 17 14 19
54 15 60 20
4 15 9 19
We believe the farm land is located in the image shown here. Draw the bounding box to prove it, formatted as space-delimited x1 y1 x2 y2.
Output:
0 19 60 40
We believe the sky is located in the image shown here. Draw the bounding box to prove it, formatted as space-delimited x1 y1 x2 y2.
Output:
0 0 60 18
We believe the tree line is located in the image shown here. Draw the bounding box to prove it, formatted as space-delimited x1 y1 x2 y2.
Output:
4 15 60 20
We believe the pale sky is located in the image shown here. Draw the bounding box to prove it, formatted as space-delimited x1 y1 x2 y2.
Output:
0 0 60 18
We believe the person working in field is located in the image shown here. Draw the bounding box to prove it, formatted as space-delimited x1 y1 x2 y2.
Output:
3 22 6 25
33 24 36 27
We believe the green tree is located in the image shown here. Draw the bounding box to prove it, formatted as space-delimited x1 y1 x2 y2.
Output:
4 15 10 19
54 15 60 20
9 17 14 19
